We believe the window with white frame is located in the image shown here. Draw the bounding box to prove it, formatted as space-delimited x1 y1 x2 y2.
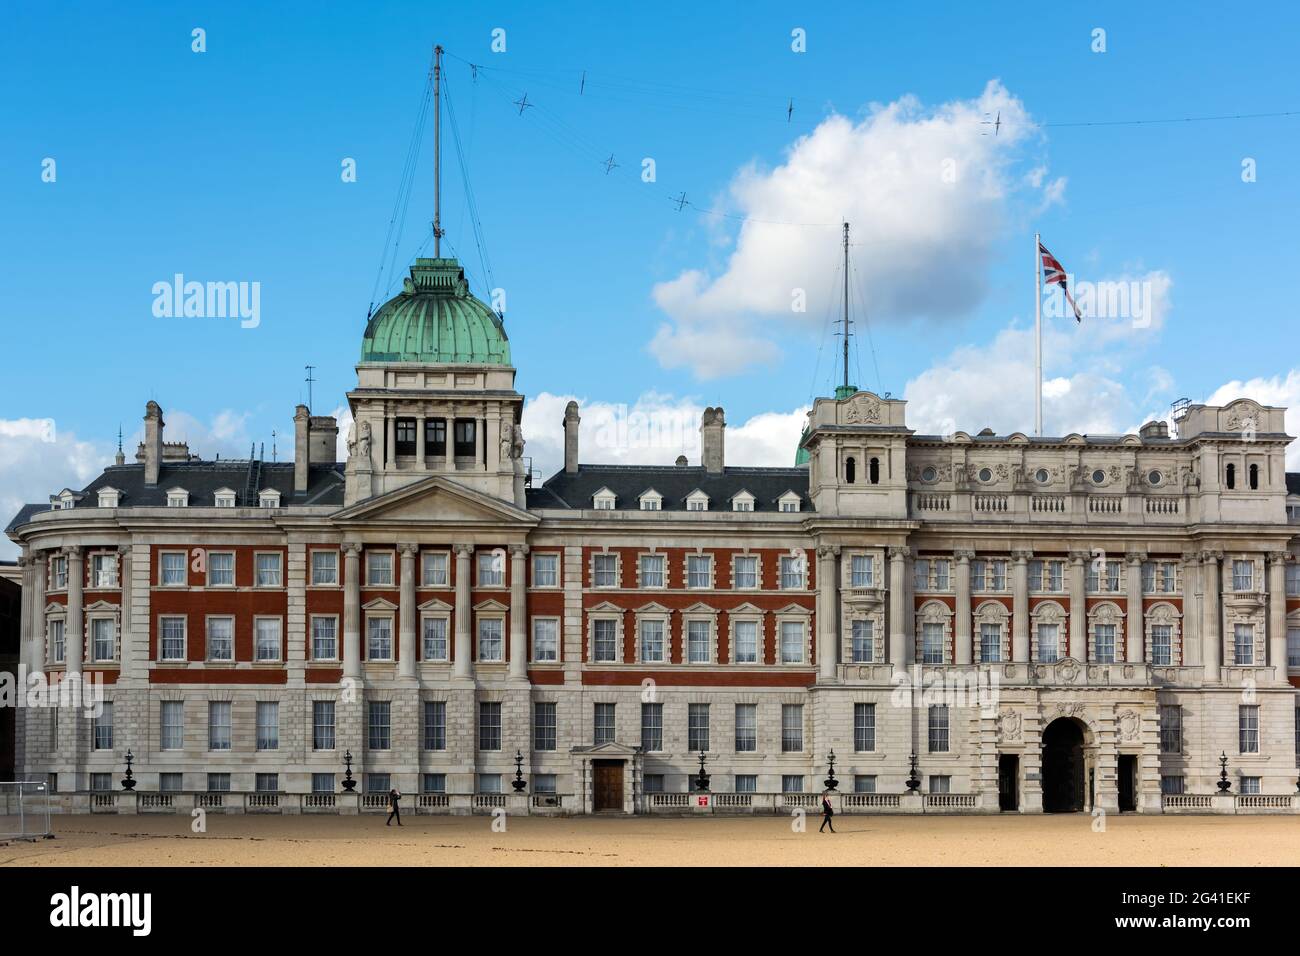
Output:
49 554 68 590
159 616 186 661
1239 705 1259 753
854 703 875 752
592 489 616 510
47 617 65 664
213 489 236 508
312 700 335 750
928 705 950 752
1151 624 1173 665
366 615 393 660
639 553 665 588
593 702 616 745
89 617 116 662
686 619 711 663
311 616 338 660
98 488 120 508
779 619 805 663
914 559 930 591
1234 623 1254 665
1036 623 1060 663
254 552 282 587
732 618 759 664
971 560 986 591
422 615 448 661
256 701 279 750
208 701 232 750
532 552 559 587
423 701 446 750
641 702 663 751
477 616 504 662
734 704 757 752
421 551 448 587
1159 704 1182 753
1232 559 1254 591
368 700 391 750
779 495 800 513
923 622 945 664
978 622 1001 663
686 491 708 512
688 703 710 751
639 618 665 663
167 489 189 508
850 553 874 588
782 775 804 793
733 555 758 589
159 551 187 586
532 701 556 751
1030 559 1063 592
476 551 505 587
932 559 950 590
592 553 618 588
208 552 235 587
90 553 118 588
160 700 184 750
1287 563 1300 597
686 554 712 589
532 618 558 662
310 550 338 586
592 618 618 662
851 619 874 663
731 493 754 512
93 702 113 750
781 704 803 752
254 617 281 662
780 554 806 590
207 616 234 662
1086 561 1122 593
258 490 280 509
639 490 662 511
366 551 393 586
1288 627 1300 668
1093 623 1116 664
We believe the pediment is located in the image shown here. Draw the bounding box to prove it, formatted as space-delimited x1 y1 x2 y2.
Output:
570 741 642 757
473 598 509 612
681 601 719 615
84 600 120 613
333 474 538 528
727 602 768 616
588 601 625 614
362 597 397 611
417 598 453 612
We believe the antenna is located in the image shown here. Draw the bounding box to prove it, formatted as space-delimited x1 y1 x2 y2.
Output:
433 44 444 257
842 221 851 393
305 364 316 413
272 429 277 463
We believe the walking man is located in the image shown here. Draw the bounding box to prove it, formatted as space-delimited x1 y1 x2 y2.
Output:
819 792 835 833
386 788 402 826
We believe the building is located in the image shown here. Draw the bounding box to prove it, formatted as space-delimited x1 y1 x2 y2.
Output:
7 254 1300 815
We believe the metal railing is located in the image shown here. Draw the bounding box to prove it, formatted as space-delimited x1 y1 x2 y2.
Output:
0 781 54 839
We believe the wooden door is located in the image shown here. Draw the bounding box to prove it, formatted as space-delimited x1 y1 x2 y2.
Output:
592 760 624 811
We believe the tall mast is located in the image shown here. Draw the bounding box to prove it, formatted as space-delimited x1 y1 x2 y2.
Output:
842 221 851 392
433 44 444 257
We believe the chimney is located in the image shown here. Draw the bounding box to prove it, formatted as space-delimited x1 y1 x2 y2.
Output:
309 415 339 463
143 401 164 486
563 401 581 474
294 405 310 494
700 406 726 474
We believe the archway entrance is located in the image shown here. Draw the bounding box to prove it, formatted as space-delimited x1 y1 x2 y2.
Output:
1041 718 1086 812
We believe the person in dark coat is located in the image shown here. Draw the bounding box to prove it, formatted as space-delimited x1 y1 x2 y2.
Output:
819 792 835 833
386 788 402 826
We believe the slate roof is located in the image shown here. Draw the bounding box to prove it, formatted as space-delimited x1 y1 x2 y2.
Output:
532 464 811 512
1288 473 1300 496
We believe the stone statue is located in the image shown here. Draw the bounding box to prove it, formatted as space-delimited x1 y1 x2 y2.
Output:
512 423 526 460
347 420 372 465
500 423 515 462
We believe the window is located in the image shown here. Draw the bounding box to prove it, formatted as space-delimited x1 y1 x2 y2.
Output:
733 619 758 664
1240 776 1261 794
1288 628 1300 668
1151 624 1173 665
367 616 393 660
423 701 446 751
160 773 183 792
532 618 558 662
92 702 113 750
1141 562 1156 593
1029 560 1043 591
310 550 338 586
254 617 281 662
1037 623 1059 663
394 417 416 456
532 553 559 587
928 776 951 794
851 619 874 663
368 701 391 750
1231 559 1254 591
254 553 282 587
971 560 986 591
780 498 800 513
366 551 393 586
1093 624 1116 664
594 702 616 745
686 494 708 512
593 553 618 588
1160 776 1185 796
1239 705 1259 753
639 554 665 588
734 704 757 752
50 554 68 590
421 552 448 587
780 554 806 590
687 554 712 589
533 701 556 751
850 554 874 588
639 494 661 511
854 703 876 752
781 704 803 752
779 620 804 663
478 702 501 750
208 701 232 751
1249 463 1260 490
207 617 234 662
854 775 877 794
207 773 231 793
933 560 950 590
686 620 710 663
159 616 187 660
420 616 448 661
733 555 758 589
990 560 1008 590
928 705 950 753
868 457 880 484
1234 624 1254 665
167 490 189 508
845 456 856 484
1030 560 1062 592
47 618 65 664
91 618 116 662
311 616 338 660
312 701 335 750
913 559 930 591
213 490 235 508
639 619 665 663
641 703 663 751
533 774 557 794
478 774 502 794
208 552 235 587
688 704 710 752
160 701 184 750
477 551 504 587
1159 705 1182 753
312 773 335 794
366 774 390 794
255 773 279 793
256 701 279 750
594 494 616 511
643 774 665 793
592 618 618 662
426 417 447 456
979 623 1001 663
923 622 945 664
453 418 476 457
732 496 753 512
91 553 118 588
1286 564 1300 597
735 774 757 793
782 775 804 793
477 618 504 662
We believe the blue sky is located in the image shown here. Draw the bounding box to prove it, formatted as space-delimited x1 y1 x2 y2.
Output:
3 1 1300 547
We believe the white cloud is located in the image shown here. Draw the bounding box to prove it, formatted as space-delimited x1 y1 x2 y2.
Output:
1204 371 1300 469
649 80 1062 378
0 419 109 559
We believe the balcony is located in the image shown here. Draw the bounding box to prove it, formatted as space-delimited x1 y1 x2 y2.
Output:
909 490 1192 526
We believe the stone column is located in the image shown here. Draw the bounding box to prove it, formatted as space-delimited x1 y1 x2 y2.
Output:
385 414 396 468
1201 551 1223 682
342 543 362 680
888 547 911 671
1268 552 1288 677
474 415 485 470
415 414 426 468
28 551 46 670
116 545 133 677
954 549 973 666
816 545 840 681
1180 550 1201 666
453 544 474 679
1126 553 1146 664
398 543 418 680
1068 551 1087 661
1011 550 1030 662
65 546 84 676
508 545 530 681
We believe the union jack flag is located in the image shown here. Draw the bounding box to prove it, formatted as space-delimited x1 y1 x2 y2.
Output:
1039 240 1082 322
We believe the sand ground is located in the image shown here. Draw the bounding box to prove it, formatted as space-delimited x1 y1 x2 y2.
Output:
2 812 1298 866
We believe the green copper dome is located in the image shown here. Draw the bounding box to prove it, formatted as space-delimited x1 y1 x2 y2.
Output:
361 258 511 365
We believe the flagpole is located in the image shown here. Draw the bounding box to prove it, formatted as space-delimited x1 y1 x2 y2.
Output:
1034 231 1042 437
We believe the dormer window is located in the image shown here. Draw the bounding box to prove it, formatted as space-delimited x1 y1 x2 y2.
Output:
51 489 81 510
731 491 755 512
638 489 662 511
213 488 236 508
167 488 190 508
97 487 121 508
686 490 709 512
258 489 282 509
592 488 617 511
778 491 801 513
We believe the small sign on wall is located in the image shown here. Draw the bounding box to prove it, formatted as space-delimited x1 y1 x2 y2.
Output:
695 794 711 809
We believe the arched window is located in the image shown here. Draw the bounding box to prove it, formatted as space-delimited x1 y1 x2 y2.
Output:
1249 463 1259 490
869 457 880 485
844 457 856 484
1225 463 1236 490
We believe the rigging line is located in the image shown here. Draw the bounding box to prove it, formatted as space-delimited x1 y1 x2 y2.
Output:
1043 109 1300 129
808 257 844 404
444 71 496 295
849 257 883 395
